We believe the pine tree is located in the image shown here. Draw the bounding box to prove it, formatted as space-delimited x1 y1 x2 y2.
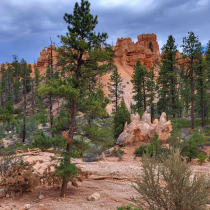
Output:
20 59 32 143
194 45 208 126
108 67 125 113
5 90 14 114
113 98 130 138
38 0 115 197
157 35 180 118
0 64 7 107
181 32 200 129
131 60 148 113
12 55 21 103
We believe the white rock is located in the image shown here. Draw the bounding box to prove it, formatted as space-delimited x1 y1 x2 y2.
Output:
88 192 100 201
24 204 31 209
6 193 10 198
38 194 44 200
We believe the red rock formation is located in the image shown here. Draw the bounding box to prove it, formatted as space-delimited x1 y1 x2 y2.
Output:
37 46 57 70
114 33 161 68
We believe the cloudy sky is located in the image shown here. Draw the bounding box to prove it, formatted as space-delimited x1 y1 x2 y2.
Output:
0 0 210 64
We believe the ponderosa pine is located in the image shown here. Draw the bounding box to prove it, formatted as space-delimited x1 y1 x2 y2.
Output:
38 0 115 197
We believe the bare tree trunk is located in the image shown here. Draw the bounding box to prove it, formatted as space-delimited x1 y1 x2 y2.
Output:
23 64 27 143
50 39 54 138
190 68 194 129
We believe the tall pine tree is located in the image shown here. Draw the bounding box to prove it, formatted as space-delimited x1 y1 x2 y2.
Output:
38 0 115 197
131 60 148 113
107 67 125 113
157 35 180 118
181 32 200 128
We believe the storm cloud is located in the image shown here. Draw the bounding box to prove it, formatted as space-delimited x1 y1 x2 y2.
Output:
0 0 210 63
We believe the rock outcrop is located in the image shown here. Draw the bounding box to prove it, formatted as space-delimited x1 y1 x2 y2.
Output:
114 33 161 68
37 45 57 70
116 112 172 146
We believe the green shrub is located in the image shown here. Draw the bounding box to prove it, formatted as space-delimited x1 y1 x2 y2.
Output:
34 109 49 125
112 147 124 156
117 204 141 210
146 134 162 157
190 132 205 145
197 152 207 165
14 108 22 114
72 137 90 157
113 99 130 138
14 113 23 120
181 138 199 161
16 117 38 139
82 144 105 162
32 131 51 149
132 150 210 209
134 146 147 157
171 118 191 128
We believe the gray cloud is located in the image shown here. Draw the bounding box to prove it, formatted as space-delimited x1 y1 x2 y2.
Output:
0 0 210 63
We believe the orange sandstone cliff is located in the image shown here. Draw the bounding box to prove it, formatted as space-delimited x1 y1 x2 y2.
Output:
34 33 163 113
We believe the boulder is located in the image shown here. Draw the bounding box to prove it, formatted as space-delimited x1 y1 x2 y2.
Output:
155 113 172 142
88 192 100 201
24 204 31 210
116 112 172 146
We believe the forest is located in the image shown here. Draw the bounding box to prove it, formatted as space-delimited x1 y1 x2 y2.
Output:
1 0 210 209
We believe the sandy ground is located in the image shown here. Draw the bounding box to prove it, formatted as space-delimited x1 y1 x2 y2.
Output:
1 144 210 210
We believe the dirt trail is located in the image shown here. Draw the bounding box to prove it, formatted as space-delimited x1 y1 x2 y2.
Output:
1 147 210 210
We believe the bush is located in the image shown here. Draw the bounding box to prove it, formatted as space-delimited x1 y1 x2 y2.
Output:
197 152 207 165
32 131 51 149
16 117 39 140
82 144 104 162
112 147 124 160
181 138 199 161
112 147 124 156
146 133 162 157
132 150 210 210
117 204 141 210
113 98 130 138
190 131 205 145
34 109 49 125
14 108 23 114
134 146 147 157
0 160 40 193
72 137 90 157
171 118 191 128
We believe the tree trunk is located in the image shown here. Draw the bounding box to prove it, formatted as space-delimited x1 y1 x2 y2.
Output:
200 64 204 127
50 40 54 138
190 67 194 129
60 100 77 198
23 64 27 143
143 81 146 111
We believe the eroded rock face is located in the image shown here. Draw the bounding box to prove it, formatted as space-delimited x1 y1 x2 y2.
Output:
114 33 161 68
37 45 57 69
116 111 172 146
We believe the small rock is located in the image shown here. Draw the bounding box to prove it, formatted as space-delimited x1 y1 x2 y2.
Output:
100 203 104 206
88 192 100 201
6 193 10 198
0 189 6 198
38 194 44 200
24 204 31 209
115 199 119 202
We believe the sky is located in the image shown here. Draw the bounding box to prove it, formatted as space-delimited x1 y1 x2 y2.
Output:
0 0 210 64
